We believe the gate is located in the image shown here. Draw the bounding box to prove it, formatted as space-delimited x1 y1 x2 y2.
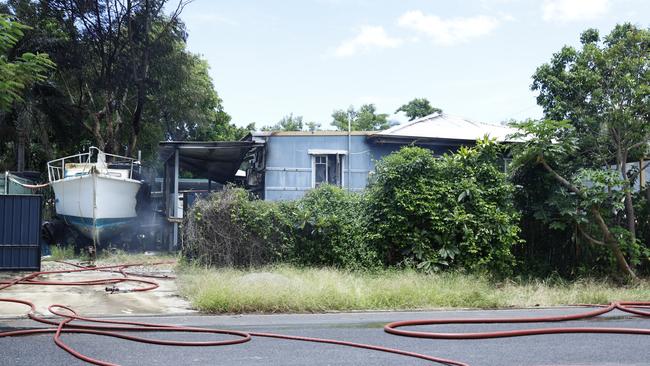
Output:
0 195 42 271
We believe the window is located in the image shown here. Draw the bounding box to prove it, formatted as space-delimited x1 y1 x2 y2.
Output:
312 153 344 187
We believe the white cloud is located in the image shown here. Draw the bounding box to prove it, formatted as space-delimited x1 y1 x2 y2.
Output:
397 10 500 46
335 26 402 58
541 0 609 22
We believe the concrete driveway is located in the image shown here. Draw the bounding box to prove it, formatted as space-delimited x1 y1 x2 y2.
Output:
0 260 193 318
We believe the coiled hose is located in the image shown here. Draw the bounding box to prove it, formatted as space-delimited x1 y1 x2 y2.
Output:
1 262 648 366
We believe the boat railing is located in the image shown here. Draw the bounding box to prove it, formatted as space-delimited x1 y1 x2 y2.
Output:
47 147 139 183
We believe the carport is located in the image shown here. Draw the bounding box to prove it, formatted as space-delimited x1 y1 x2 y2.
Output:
158 141 264 250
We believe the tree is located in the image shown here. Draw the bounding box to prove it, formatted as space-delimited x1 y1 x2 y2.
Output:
210 118 254 142
0 15 54 111
146 43 223 142
331 104 389 131
395 98 442 121
40 0 191 155
261 114 322 132
305 121 321 131
0 14 55 171
263 113 304 131
512 24 650 278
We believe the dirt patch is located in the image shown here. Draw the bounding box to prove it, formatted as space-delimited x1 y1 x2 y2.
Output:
0 261 194 318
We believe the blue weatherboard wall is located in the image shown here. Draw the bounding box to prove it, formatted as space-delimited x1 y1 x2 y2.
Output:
263 135 402 201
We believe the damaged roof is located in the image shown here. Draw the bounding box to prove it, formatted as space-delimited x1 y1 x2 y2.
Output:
369 113 519 143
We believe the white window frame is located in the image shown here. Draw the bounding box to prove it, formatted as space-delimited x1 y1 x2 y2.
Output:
309 150 346 188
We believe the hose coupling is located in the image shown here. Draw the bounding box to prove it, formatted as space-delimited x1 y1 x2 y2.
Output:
105 286 133 294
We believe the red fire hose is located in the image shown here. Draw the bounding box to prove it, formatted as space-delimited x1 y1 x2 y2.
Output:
1 262 648 366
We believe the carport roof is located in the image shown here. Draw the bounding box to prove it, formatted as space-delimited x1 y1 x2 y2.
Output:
158 141 262 183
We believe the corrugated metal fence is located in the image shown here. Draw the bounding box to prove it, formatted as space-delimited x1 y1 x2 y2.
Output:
0 195 42 271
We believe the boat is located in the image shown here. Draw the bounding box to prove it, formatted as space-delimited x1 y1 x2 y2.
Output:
47 147 142 244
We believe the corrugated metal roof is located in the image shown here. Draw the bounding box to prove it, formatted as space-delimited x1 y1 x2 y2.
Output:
251 131 375 137
370 113 518 142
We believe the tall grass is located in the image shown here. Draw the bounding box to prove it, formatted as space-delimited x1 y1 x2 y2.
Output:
48 245 76 261
177 266 650 313
96 249 179 265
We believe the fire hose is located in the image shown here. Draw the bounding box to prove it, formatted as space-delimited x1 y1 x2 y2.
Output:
1 262 648 366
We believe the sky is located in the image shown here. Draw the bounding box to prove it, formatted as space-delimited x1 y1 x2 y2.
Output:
178 0 649 129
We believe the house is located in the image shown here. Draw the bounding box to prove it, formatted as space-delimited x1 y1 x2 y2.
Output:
245 113 519 201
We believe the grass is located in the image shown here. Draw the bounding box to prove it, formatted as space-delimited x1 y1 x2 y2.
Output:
48 245 76 261
44 247 178 266
177 265 650 313
95 249 179 265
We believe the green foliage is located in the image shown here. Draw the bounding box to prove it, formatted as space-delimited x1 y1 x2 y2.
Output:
305 121 321 131
531 23 650 167
395 98 442 121
185 142 523 275
331 104 390 131
211 118 254 142
48 244 75 261
512 24 650 277
289 185 378 269
365 139 521 275
262 113 319 132
179 265 650 313
0 15 54 111
264 114 303 131
510 118 648 277
182 187 289 267
182 185 376 269
0 1 248 169
148 46 224 141
633 190 650 274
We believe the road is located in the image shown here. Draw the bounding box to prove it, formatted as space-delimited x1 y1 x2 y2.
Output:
1 307 648 366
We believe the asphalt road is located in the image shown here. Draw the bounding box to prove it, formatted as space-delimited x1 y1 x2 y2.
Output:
1 307 648 366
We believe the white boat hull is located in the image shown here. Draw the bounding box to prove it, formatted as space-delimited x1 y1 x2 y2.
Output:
52 173 141 242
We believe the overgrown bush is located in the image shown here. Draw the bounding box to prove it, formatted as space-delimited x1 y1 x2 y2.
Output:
289 185 378 269
182 187 291 267
184 139 521 274
364 138 521 274
182 185 377 269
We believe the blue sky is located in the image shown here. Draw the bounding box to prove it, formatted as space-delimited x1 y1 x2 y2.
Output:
179 0 648 129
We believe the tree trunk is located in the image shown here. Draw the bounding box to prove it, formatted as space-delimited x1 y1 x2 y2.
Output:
15 104 31 172
36 113 54 162
15 127 26 171
590 206 636 279
539 156 637 279
618 148 636 242
128 0 151 156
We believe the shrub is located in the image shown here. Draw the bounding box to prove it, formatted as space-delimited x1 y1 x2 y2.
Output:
182 185 377 269
289 185 378 269
182 187 291 267
364 138 522 274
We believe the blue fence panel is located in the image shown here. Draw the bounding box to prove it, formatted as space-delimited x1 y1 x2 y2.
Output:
0 195 42 271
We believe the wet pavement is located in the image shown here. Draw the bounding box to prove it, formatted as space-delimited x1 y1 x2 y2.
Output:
1 307 648 365
0 261 193 318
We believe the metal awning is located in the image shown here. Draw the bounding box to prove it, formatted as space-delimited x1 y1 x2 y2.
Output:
158 141 261 183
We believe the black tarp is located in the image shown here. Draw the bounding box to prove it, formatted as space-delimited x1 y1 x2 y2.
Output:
158 141 260 183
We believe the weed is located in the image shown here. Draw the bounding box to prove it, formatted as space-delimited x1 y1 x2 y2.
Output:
178 266 650 313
